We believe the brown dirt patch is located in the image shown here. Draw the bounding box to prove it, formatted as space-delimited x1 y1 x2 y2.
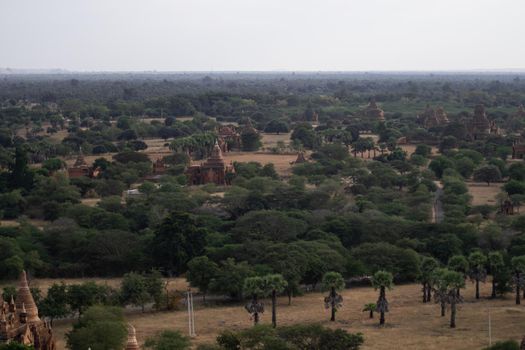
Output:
260 132 292 149
467 182 503 206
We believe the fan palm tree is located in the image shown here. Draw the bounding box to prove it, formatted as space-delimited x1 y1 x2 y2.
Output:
322 272 345 322
263 274 287 328
448 255 469 297
468 251 487 299
511 256 525 305
488 251 504 299
442 270 465 328
243 277 265 325
418 257 439 303
371 270 394 325
431 268 449 317
362 303 376 319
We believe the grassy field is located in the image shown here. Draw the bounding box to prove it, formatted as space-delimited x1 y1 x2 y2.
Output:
45 281 525 350
467 182 503 206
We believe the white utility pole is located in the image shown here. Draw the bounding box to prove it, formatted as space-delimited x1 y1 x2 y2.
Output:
187 289 196 337
488 308 492 346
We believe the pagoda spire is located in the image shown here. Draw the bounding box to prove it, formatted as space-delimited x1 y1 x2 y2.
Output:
15 270 40 323
125 324 140 350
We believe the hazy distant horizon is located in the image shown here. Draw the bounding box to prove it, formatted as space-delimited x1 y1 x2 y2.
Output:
2 0 525 72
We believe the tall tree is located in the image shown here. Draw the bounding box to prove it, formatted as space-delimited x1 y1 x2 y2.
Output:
488 251 505 299
66 306 127 350
468 251 487 299
120 272 150 312
511 256 525 305
186 256 219 302
431 268 449 317
322 272 345 322
372 271 394 326
263 274 287 328
150 212 207 276
418 257 439 303
243 277 265 326
448 255 469 297
442 270 465 328
473 165 502 186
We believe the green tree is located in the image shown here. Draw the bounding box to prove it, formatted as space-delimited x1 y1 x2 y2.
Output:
473 165 502 186
243 276 266 325
511 256 525 305
39 282 69 324
440 270 465 328
488 252 505 299
263 274 287 328
448 255 469 297
371 270 393 325
468 251 487 299
362 303 376 319
418 257 439 303
241 129 262 151
264 120 289 134
209 258 254 300
144 330 191 350
67 282 112 317
187 256 219 302
65 306 127 350
120 272 151 312
151 212 207 275
322 272 345 322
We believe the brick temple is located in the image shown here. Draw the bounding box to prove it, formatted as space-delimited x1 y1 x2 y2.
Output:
0 271 56 350
185 141 235 185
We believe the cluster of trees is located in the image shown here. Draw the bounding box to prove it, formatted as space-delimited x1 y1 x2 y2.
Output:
2 271 166 322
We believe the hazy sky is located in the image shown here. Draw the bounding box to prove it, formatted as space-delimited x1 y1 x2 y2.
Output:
1 0 524 71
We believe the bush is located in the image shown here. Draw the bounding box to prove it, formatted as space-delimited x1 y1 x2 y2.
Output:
483 340 520 350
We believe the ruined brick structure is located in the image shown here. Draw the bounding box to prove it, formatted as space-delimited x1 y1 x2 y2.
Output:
466 104 498 140
67 153 100 178
418 104 449 128
513 140 525 159
0 271 56 350
361 99 385 122
185 141 235 185
217 125 241 152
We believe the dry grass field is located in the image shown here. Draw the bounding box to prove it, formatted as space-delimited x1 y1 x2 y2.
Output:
45 281 525 350
223 152 298 176
260 132 292 149
467 182 503 206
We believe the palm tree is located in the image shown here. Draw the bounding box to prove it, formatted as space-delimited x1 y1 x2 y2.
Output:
263 274 287 328
243 277 265 325
488 251 504 299
442 270 465 328
362 303 376 319
511 256 525 305
430 268 448 317
418 257 439 303
468 251 487 299
322 272 345 322
371 270 394 325
448 255 469 297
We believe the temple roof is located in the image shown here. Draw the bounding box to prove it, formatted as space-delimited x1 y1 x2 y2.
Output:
15 270 40 323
